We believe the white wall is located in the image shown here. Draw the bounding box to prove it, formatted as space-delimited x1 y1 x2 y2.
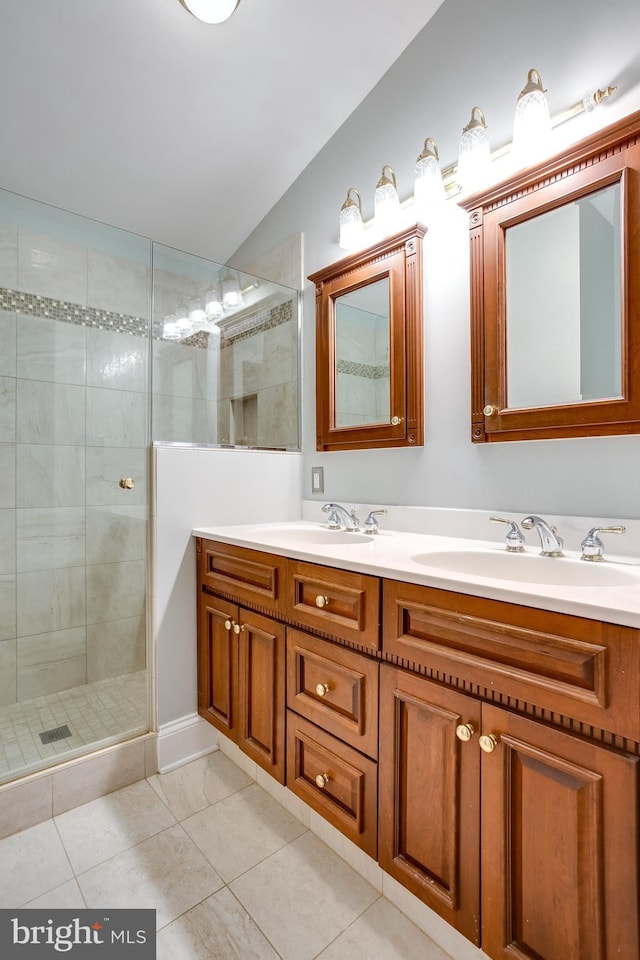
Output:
231 0 640 521
153 445 302 727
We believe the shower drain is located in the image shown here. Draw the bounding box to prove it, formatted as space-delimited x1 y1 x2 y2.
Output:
39 724 72 745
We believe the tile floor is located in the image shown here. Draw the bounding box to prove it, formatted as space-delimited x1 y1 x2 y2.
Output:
0 671 149 784
0 751 457 960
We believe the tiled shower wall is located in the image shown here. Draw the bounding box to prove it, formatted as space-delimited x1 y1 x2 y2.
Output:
0 221 149 708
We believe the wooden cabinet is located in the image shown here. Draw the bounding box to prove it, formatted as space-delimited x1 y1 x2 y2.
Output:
196 536 640 960
379 664 640 959
197 586 285 782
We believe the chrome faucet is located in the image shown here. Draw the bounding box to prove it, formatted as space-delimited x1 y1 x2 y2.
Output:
521 515 564 557
490 516 525 552
580 525 626 561
363 509 387 534
322 503 361 532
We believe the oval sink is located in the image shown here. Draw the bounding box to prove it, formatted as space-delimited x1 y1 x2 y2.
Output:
410 549 640 587
243 525 374 547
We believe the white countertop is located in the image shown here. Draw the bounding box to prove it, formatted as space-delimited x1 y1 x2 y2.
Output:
193 520 640 629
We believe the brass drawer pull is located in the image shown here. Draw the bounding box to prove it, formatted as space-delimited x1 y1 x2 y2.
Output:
456 723 475 742
315 683 331 697
315 595 330 609
315 772 330 789
479 733 498 754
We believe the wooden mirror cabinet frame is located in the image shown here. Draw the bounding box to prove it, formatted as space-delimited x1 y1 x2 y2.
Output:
459 109 640 443
309 224 425 451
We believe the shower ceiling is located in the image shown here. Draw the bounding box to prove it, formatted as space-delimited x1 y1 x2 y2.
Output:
0 0 445 263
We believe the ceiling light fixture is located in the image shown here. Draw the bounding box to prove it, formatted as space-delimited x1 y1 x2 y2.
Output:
178 0 240 24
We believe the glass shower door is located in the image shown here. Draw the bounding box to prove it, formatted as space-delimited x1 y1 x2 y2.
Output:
0 188 151 784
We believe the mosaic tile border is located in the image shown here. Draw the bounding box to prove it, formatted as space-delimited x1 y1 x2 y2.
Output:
184 299 295 350
0 287 148 337
337 359 390 380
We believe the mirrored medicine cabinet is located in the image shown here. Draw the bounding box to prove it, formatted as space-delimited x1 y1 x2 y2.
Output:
310 224 425 451
460 108 640 442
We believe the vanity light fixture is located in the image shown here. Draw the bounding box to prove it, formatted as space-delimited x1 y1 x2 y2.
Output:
176 303 192 337
188 297 207 328
162 314 181 340
205 285 224 320
511 68 552 167
457 106 491 195
374 165 401 234
178 0 240 24
339 187 366 250
221 269 244 310
413 137 445 223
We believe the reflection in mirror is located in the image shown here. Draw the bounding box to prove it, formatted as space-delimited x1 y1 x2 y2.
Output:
506 183 622 410
334 278 390 428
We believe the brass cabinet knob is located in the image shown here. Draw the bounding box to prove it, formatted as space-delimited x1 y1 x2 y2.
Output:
479 733 498 754
315 773 330 789
456 723 475 742
391 416 404 426
483 405 497 417
315 595 330 609
224 619 232 631
119 477 135 489
315 683 331 697
233 622 241 635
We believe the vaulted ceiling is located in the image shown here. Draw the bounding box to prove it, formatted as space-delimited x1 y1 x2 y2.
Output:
0 0 445 262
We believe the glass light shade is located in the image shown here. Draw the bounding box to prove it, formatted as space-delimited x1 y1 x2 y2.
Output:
413 138 445 222
188 298 206 328
339 187 365 250
221 271 243 310
205 286 223 320
162 315 181 340
374 165 401 235
175 304 192 336
179 0 240 24
457 106 491 195
511 69 551 168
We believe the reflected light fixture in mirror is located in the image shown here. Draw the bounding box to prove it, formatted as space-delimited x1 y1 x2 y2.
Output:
511 68 552 168
339 187 365 250
413 137 445 223
457 106 491 195
205 286 224 320
178 0 240 23
374 165 401 234
221 270 244 310
162 314 181 340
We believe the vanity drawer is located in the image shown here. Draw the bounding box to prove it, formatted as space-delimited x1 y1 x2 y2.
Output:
199 539 287 615
286 712 378 858
286 560 380 650
287 629 379 759
383 579 640 741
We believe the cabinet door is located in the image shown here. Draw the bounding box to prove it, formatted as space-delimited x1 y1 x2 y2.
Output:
198 594 238 742
379 666 481 944
481 704 640 960
237 609 286 784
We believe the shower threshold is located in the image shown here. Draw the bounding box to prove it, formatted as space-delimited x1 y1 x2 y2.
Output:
0 671 149 786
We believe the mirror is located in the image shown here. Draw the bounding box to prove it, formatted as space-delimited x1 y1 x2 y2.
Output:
334 278 390 428
310 224 425 451
460 109 640 442
506 182 622 409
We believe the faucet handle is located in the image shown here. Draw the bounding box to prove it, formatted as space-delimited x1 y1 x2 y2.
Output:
322 504 342 530
580 525 626 562
490 516 525 553
363 509 387 534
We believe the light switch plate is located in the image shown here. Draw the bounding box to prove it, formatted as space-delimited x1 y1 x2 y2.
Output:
311 466 324 494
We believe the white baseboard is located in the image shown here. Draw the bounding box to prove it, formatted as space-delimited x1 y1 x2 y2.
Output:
157 713 219 773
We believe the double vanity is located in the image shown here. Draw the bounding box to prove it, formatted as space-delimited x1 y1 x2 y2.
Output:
193 510 640 960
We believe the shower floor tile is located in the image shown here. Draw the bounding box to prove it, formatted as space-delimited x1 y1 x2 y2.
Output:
0 671 148 785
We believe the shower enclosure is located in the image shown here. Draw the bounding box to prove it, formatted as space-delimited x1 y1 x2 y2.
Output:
0 188 300 786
